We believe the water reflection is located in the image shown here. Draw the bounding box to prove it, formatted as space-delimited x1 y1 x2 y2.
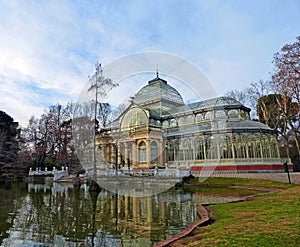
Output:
0 182 199 246
1 181 253 246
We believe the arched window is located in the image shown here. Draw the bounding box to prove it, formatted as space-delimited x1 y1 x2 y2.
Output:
247 135 255 158
270 136 279 158
196 138 205 160
254 134 262 158
138 141 146 162
178 141 184 160
219 136 232 159
186 115 194 124
233 135 246 159
215 110 226 119
167 141 174 161
178 117 185 126
170 119 177 127
206 136 217 159
262 135 271 158
167 140 180 161
183 139 193 160
150 141 158 162
228 109 239 119
121 107 148 131
205 111 212 120
196 113 203 122
162 120 169 128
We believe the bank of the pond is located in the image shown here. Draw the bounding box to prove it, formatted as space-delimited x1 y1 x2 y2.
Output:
157 177 299 247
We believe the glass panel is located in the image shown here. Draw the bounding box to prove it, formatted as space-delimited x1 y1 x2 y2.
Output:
150 141 158 162
196 113 203 122
186 115 194 124
196 138 205 160
205 111 212 120
121 108 148 131
139 141 146 162
170 119 177 127
215 110 226 119
228 109 239 119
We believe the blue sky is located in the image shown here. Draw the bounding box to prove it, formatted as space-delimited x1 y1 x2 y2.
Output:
0 0 300 125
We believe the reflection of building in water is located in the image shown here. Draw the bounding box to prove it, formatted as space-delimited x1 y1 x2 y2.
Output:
95 189 197 244
98 75 286 172
6 183 250 246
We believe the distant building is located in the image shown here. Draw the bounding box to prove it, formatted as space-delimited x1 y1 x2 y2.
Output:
97 75 286 172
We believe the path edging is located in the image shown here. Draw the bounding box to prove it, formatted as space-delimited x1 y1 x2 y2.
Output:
153 204 210 247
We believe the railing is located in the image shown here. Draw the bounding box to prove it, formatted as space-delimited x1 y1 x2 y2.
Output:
91 168 191 178
167 157 283 166
28 167 69 181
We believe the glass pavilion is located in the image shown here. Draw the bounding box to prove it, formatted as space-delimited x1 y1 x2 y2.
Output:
97 75 284 172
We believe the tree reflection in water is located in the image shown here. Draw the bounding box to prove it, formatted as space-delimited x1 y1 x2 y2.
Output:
0 181 200 246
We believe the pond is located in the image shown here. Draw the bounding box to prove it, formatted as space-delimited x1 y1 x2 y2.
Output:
0 180 257 246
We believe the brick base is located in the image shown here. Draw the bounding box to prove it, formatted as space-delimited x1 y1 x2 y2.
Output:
191 164 293 173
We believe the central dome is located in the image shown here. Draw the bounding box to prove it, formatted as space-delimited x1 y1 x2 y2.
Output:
133 76 184 108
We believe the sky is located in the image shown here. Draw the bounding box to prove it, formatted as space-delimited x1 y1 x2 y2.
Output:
0 0 300 126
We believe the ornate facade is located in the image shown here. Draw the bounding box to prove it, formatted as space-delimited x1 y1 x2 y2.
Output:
97 75 286 172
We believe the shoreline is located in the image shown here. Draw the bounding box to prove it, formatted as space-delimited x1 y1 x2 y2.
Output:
153 185 282 247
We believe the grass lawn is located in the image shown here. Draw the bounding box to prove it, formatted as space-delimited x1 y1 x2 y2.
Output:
170 177 300 247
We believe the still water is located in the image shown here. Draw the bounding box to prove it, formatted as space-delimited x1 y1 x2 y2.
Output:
0 181 245 247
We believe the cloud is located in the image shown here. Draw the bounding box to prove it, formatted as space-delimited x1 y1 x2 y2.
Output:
0 0 300 125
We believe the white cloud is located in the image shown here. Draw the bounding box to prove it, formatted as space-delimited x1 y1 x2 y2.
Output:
0 0 300 125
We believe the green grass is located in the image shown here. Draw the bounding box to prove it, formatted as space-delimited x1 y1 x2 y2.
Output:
185 186 260 197
188 176 295 189
171 177 300 247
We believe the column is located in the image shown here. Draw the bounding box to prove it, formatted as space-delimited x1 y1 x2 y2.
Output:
231 135 235 160
131 140 136 168
117 144 121 168
159 140 164 167
147 197 152 224
125 195 129 220
146 140 151 167
110 145 114 165
203 138 207 161
124 143 128 168
132 197 140 222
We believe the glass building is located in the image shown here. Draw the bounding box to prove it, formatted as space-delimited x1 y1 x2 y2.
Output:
98 76 284 172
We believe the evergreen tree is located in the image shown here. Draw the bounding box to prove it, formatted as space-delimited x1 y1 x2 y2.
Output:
0 111 19 178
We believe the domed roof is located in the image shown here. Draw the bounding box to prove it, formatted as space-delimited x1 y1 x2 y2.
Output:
133 76 184 106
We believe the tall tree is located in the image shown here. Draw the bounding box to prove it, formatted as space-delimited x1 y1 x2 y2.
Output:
246 80 273 118
85 63 118 175
272 36 300 105
224 80 273 119
272 36 300 159
0 111 20 178
23 103 79 171
257 94 282 129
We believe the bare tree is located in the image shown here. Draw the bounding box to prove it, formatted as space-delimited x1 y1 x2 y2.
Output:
87 62 118 175
271 36 300 158
225 89 248 105
247 80 272 110
97 102 112 128
112 102 130 120
272 36 300 104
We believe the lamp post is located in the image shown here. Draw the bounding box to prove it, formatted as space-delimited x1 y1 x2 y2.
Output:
283 159 291 184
